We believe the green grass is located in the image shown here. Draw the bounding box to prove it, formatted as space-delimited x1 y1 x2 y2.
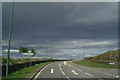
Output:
73 60 118 69
2 62 53 80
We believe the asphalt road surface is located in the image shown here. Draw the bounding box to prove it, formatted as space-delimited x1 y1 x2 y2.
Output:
34 61 119 80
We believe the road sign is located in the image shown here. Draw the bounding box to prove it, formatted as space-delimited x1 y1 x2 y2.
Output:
22 53 33 56
109 63 115 65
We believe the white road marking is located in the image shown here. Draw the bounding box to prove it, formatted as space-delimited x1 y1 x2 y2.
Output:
84 72 93 77
69 64 83 73
60 67 62 70
34 64 50 80
80 65 118 78
66 77 70 80
77 69 82 72
99 78 103 80
73 67 77 69
61 71 65 75
70 64 105 80
51 69 54 73
70 63 118 79
113 75 117 77
116 76 119 78
59 63 62 70
103 72 117 78
59 63 66 76
59 63 61 67
73 63 118 78
105 72 118 78
72 70 78 75
70 65 77 69
68 64 72 66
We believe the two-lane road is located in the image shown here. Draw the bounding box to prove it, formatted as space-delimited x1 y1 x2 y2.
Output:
34 61 119 80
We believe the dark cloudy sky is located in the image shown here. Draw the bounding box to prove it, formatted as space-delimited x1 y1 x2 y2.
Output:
2 2 118 59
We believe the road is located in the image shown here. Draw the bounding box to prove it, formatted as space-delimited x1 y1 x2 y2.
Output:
34 61 119 80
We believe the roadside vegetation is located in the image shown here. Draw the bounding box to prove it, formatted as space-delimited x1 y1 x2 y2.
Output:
2 62 53 80
73 60 118 69
2 57 67 79
2 57 44 64
73 49 120 69
2 57 63 64
2 46 68 79
84 49 120 62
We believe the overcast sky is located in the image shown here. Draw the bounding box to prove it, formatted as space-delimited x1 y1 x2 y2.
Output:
2 2 118 59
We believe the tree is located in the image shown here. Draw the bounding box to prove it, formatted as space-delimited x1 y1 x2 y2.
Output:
19 46 28 54
31 49 37 57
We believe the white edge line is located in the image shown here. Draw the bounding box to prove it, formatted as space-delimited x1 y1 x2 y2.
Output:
60 68 62 70
59 63 62 70
34 64 50 80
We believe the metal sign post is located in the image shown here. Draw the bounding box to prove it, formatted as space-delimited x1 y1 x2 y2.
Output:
6 2 14 77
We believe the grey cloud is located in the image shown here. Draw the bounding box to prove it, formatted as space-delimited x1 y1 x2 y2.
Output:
2 2 118 59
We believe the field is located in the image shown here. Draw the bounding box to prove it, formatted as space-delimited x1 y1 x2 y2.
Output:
73 60 118 69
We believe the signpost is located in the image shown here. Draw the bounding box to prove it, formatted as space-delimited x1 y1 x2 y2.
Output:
6 2 14 77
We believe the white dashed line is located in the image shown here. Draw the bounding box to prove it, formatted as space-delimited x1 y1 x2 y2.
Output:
84 72 93 77
66 77 70 80
99 78 103 80
80 65 117 78
68 64 71 66
116 76 119 78
59 63 70 80
70 65 77 69
77 69 82 72
73 67 77 69
72 64 118 78
104 72 117 78
72 70 78 75
61 71 65 75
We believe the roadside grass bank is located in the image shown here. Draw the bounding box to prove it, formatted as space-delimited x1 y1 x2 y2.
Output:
2 62 54 80
2 58 68 76
73 60 118 69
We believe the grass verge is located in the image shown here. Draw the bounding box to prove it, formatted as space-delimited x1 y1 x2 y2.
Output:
73 60 118 69
2 62 54 80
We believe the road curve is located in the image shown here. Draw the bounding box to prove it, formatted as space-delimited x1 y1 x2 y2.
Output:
33 61 119 80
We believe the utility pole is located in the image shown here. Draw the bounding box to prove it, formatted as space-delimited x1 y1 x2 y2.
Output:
75 48 77 60
83 42 85 59
45 41 49 59
73 41 77 60
6 2 14 77
59 48 61 59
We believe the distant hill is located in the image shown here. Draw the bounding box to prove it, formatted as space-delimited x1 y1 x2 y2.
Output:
84 49 120 62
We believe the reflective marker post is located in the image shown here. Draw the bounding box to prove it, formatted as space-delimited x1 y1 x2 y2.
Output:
6 2 14 77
